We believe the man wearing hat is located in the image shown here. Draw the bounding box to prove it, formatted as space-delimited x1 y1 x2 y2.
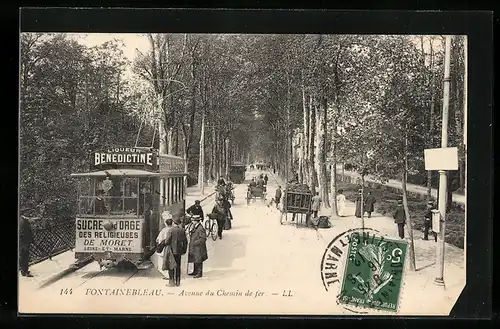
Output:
19 206 37 277
164 215 188 286
187 214 208 278
210 197 229 238
186 200 204 222
364 191 376 218
393 200 406 239
423 200 437 242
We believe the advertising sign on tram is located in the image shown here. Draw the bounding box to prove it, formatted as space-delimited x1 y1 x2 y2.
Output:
93 147 158 170
74 218 144 253
159 154 185 174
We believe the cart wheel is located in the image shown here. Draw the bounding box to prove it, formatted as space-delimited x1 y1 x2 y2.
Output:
204 220 211 236
211 222 218 241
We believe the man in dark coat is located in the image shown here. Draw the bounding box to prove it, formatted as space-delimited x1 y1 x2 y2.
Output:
274 186 282 209
186 200 204 222
210 198 229 238
249 178 257 188
393 200 406 239
222 198 232 229
164 216 188 286
187 215 208 278
19 207 36 277
264 174 269 185
423 200 438 242
93 190 107 215
257 176 265 188
217 177 226 186
364 191 376 218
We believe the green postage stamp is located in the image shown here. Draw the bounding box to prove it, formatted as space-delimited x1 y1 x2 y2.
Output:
338 232 408 312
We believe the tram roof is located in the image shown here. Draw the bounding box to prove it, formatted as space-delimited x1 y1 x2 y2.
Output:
70 169 160 178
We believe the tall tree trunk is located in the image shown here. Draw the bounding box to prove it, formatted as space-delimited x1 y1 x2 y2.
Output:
210 122 216 182
330 103 339 217
217 130 223 179
403 129 416 271
158 96 168 154
330 141 338 217
309 94 318 193
318 96 330 207
174 125 179 156
198 108 205 194
214 128 219 179
361 175 365 229
302 86 310 185
427 38 436 199
225 137 230 177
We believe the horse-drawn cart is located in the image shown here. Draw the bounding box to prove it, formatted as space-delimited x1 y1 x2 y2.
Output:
280 183 312 226
246 185 267 205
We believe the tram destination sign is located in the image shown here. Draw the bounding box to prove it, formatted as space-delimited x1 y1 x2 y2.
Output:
93 147 158 170
159 154 185 174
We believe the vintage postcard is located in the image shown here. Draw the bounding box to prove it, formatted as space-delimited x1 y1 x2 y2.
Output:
19 29 468 316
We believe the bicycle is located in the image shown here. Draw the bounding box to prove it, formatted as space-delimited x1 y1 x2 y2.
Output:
205 213 219 241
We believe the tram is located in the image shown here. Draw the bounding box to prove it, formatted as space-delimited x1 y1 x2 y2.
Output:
71 147 187 269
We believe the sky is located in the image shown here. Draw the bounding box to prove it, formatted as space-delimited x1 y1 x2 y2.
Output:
67 33 451 65
67 33 151 62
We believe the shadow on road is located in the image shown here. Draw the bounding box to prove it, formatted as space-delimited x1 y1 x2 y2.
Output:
79 262 140 279
416 262 436 272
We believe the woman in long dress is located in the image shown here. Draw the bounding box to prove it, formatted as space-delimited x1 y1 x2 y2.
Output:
336 189 346 217
355 189 362 218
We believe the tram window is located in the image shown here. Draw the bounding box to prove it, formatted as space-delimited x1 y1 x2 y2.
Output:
177 177 182 202
178 177 182 202
76 176 143 217
172 178 177 204
180 177 184 200
123 178 139 215
174 177 178 203
139 179 153 214
169 178 173 205
164 178 170 205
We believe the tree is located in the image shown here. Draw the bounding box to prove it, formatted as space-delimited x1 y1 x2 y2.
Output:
20 33 139 220
133 34 188 154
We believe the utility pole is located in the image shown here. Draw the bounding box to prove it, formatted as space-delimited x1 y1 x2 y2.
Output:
434 35 452 286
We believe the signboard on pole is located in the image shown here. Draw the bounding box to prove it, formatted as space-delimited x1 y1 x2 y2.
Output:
431 209 441 233
424 147 459 171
